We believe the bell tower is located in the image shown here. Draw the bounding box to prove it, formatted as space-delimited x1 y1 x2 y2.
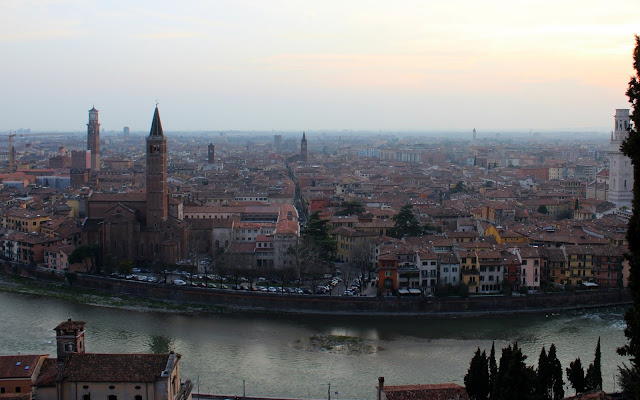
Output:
301 131 308 162
55 319 86 362
609 109 633 209
87 106 100 171
146 106 168 227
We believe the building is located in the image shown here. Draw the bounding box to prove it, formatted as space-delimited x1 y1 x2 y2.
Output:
70 150 90 189
377 377 470 400
82 107 190 264
207 143 215 164
274 135 282 153
25 319 193 400
87 107 100 171
123 126 130 137
301 132 307 162
608 108 633 209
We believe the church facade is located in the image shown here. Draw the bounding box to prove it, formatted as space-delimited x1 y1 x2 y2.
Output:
82 107 189 265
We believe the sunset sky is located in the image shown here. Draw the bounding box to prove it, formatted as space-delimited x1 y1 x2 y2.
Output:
1 0 638 132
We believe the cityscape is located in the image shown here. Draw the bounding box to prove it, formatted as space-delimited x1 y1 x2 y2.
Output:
1 1 640 400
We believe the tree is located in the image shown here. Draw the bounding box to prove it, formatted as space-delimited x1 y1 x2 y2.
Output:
389 204 422 238
464 348 490 400
537 205 549 214
68 244 100 273
492 342 536 400
117 258 134 275
618 34 640 400
574 198 579 211
348 239 373 284
302 211 337 261
585 337 602 391
566 358 586 395
537 347 551 400
335 201 365 216
547 344 565 400
488 341 498 398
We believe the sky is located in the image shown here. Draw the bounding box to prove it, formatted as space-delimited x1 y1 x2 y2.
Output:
0 0 638 133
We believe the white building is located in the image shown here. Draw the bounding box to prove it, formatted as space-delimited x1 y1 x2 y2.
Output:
609 109 633 209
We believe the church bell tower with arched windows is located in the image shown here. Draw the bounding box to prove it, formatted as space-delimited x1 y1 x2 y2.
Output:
87 107 100 171
146 106 168 228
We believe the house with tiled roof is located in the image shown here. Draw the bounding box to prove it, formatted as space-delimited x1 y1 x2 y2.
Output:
377 377 469 400
0 354 48 398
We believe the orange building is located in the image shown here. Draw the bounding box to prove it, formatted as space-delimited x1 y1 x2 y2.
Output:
377 252 398 296
0 354 48 396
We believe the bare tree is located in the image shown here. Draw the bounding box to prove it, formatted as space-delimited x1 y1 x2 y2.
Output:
348 239 374 285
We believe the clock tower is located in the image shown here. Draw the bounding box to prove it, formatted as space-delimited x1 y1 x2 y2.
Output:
301 131 308 162
87 106 100 171
146 106 168 227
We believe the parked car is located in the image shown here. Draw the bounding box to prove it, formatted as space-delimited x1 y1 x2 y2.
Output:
173 279 187 286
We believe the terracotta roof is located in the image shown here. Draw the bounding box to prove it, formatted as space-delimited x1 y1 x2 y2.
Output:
32 358 59 387
0 354 45 379
383 383 470 400
55 319 86 331
58 353 175 383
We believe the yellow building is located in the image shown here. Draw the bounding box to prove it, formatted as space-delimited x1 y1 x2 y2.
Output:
2 207 50 234
485 225 528 245
458 250 479 293
565 245 594 286
332 226 377 262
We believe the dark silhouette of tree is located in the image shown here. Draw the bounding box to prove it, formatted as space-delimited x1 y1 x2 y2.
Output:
537 346 551 400
492 342 536 400
117 258 134 275
335 201 365 216
389 204 421 238
585 337 602 391
537 205 549 214
566 358 586 395
302 211 336 261
618 34 640 399
464 348 490 400
488 341 498 398
68 244 100 273
547 344 565 400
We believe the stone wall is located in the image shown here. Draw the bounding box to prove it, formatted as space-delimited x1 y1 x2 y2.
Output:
1 263 631 315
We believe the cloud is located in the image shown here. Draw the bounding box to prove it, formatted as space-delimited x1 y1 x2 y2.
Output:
130 32 200 39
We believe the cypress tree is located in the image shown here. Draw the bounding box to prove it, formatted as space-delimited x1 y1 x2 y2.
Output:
493 343 536 400
488 341 498 400
464 348 490 400
585 337 602 391
618 34 640 399
547 344 564 400
566 358 586 395
537 347 551 400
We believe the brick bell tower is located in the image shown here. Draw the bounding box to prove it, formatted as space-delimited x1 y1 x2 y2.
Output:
55 318 86 362
87 106 100 171
146 106 168 228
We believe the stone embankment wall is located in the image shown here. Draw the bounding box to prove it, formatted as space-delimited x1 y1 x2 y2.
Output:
2 263 631 315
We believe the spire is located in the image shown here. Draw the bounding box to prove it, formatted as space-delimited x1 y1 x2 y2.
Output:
149 106 163 137
302 131 306 141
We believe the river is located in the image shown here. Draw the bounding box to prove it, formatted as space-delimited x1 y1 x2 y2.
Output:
0 291 629 399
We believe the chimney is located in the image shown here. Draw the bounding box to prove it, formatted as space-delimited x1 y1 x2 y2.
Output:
377 377 384 400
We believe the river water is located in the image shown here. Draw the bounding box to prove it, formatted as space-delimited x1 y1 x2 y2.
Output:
0 291 629 399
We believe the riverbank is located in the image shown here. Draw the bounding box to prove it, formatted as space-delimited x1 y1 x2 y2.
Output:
0 263 632 317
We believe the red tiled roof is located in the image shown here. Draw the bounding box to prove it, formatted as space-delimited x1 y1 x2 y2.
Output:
32 358 58 387
58 353 174 383
383 383 470 400
0 355 46 379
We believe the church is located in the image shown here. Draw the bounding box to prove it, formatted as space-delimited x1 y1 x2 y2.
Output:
82 107 190 265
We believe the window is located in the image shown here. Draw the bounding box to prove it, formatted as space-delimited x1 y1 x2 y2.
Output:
135 396 142 400
1 388 5 394
83 395 91 400
108 396 117 400
15 387 21 393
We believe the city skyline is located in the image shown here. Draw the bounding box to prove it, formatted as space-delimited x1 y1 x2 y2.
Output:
0 1 638 132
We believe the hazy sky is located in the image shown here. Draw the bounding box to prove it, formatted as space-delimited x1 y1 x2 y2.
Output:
1 0 638 132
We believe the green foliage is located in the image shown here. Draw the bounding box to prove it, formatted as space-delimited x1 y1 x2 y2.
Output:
64 271 77 286
335 201 365 216
537 346 564 400
566 358 586 394
488 341 497 397
555 210 572 221
537 205 548 214
302 212 337 262
492 342 536 400
68 244 100 273
457 282 469 298
449 181 466 194
389 204 422 238
117 258 134 275
619 34 640 400
500 279 512 296
547 344 565 400
464 348 490 400
585 337 602 391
